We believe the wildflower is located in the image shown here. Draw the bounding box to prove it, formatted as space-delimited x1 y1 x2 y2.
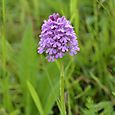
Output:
38 13 80 62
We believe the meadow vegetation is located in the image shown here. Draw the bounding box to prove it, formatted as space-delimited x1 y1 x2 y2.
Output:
0 0 115 114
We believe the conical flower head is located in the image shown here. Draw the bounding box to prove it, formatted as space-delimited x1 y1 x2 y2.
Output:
38 13 80 62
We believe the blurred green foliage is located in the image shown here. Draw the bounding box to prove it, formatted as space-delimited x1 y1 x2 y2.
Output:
0 0 115 114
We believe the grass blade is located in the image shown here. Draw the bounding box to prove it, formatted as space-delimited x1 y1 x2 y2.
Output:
27 81 45 115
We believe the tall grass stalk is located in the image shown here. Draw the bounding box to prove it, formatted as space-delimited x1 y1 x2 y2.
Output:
70 0 79 34
2 0 6 77
2 0 12 111
93 0 98 37
2 0 7 108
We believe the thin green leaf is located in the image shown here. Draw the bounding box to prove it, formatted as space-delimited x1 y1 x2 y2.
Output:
27 81 45 115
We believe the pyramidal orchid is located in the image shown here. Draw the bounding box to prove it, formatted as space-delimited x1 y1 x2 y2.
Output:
38 13 80 62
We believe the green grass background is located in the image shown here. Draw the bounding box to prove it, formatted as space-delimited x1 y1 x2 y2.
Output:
0 0 115 114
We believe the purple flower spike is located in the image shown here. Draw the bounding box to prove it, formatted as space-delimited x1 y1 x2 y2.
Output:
38 13 80 62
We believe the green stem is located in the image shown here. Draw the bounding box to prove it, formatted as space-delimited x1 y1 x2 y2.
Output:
2 0 6 75
93 0 98 37
60 62 66 115
2 0 13 111
2 0 7 108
